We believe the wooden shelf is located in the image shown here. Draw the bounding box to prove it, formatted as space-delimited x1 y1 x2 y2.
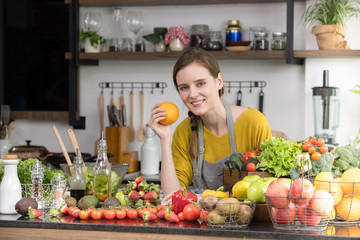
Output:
11 111 69 121
293 50 360 58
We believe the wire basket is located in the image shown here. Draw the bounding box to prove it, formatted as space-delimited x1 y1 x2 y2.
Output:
21 184 54 209
314 179 360 224
199 198 256 229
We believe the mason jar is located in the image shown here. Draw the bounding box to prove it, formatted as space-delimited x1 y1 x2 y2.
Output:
253 31 269 50
271 32 287 50
190 24 209 48
202 31 223 51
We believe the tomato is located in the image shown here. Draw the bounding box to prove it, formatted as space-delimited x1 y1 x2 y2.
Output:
317 137 325 146
241 152 251 163
126 209 138 219
319 144 328 153
302 141 312 152
178 212 185 221
200 209 209 221
308 146 316 154
137 208 145 218
311 152 321 161
115 209 126 220
79 210 89 220
91 210 102 220
148 207 158 215
249 151 257 158
246 163 256 172
104 209 115 220
182 203 200 222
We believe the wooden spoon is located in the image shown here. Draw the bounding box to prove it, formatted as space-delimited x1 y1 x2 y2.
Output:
129 91 135 142
137 90 145 142
94 91 104 154
52 126 72 166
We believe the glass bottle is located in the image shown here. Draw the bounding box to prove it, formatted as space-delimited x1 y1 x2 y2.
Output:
253 31 269 50
70 150 86 202
141 125 160 175
190 24 209 48
93 132 111 202
108 8 125 41
30 160 45 209
0 154 22 214
226 20 242 46
51 173 67 209
202 31 223 51
271 32 287 50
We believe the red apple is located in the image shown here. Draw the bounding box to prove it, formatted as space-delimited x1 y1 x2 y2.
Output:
289 178 314 205
272 202 296 225
309 190 334 216
265 178 291 208
296 204 322 226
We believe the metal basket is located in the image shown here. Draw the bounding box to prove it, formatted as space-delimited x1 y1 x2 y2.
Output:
21 184 54 209
314 179 360 224
199 198 256 229
265 195 332 231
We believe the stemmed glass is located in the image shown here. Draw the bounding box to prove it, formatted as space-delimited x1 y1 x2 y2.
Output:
126 11 144 51
84 12 102 32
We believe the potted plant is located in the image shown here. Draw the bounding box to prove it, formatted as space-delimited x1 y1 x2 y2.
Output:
143 27 168 52
80 29 106 53
302 0 360 50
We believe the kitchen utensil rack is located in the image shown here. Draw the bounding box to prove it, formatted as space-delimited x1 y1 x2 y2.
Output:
98 82 167 94
224 81 266 93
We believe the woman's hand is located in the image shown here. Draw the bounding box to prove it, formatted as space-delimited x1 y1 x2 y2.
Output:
149 103 172 140
161 191 176 206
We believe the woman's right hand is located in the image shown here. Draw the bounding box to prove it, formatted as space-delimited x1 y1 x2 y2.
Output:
149 103 172 140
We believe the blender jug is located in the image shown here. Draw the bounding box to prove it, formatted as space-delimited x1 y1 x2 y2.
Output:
312 70 340 145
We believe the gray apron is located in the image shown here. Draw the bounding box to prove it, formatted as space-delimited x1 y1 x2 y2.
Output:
192 102 237 190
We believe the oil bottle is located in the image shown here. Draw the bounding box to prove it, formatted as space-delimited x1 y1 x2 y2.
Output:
70 149 86 201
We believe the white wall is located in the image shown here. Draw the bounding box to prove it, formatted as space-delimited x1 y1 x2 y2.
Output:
9 2 360 158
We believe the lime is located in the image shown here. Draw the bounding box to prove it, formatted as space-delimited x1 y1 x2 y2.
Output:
115 191 127 206
232 180 251 199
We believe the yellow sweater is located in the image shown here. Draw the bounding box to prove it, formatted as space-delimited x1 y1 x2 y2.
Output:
171 107 272 188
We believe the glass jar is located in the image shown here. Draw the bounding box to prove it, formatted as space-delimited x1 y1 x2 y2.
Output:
190 24 209 48
119 38 133 52
202 31 223 51
253 31 269 50
248 26 266 47
271 32 287 50
226 20 242 46
169 38 184 51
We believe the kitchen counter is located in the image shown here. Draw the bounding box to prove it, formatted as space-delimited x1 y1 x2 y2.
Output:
0 214 358 240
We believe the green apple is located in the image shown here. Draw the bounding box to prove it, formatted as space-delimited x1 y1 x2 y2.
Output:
247 178 272 203
243 175 261 183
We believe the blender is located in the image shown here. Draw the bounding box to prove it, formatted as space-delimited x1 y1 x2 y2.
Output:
312 70 340 145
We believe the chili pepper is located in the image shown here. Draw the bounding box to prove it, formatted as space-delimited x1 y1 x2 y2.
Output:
172 188 198 214
201 186 229 199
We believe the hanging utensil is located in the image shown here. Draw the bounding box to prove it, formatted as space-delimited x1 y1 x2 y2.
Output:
259 88 264 113
68 129 82 157
1 105 10 139
129 91 135 142
236 88 242 106
138 90 146 142
52 126 72 166
94 90 104 154
120 93 125 126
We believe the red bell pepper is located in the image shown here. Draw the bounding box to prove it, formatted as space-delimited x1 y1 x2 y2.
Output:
172 188 198 214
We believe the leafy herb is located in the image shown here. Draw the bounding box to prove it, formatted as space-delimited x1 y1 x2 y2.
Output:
80 28 106 47
143 27 168 44
256 137 303 177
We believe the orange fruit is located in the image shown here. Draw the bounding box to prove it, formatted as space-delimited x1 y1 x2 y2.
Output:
159 102 179 125
336 224 360 237
315 177 343 206
340 168 360 197
335 196 360 222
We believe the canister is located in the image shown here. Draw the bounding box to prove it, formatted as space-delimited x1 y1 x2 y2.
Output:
202 31 223 51
190 24 209 48
253 31 269 50
271 32 287 50
225 20 242 46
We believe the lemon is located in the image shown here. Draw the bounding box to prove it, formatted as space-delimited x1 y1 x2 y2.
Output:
323 208 336 221
232 180 251 199
314 171 334 189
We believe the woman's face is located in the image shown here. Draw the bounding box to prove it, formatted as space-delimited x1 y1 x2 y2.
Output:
176 62 223 116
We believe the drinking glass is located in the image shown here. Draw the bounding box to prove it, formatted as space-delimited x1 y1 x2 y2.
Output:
126 11 144 37
84 12 102 32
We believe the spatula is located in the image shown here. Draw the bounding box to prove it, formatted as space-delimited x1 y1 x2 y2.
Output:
129 91 135 142
137 90 146 142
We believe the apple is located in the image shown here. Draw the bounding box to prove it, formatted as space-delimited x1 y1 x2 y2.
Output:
243 175 261 183
265 178 291 208
289 178 314 205
272 202 296 225
296 204 322 226
247 178 272 203
309 190 334 216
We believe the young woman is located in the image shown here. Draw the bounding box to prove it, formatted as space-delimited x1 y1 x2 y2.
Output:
150 48 272 203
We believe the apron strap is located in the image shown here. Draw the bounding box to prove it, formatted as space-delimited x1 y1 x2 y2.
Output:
224 102 237 154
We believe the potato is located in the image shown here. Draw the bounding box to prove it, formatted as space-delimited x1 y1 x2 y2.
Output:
200 194 218 210
207 209 227 225
216 197 240 216
234 204 253 224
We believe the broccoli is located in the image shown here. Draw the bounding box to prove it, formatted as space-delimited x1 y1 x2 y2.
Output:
334 145 359 171
310 152 335 176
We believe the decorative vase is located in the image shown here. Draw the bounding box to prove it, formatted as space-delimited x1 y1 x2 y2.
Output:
312 24 350 50
169 38 184 52
84 38 101 53
154 40 166 52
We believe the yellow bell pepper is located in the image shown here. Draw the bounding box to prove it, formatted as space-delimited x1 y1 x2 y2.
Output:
201 186 229 199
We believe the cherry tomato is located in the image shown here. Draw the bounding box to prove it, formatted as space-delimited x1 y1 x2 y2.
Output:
137 208 145 218
302 141 312 152
249 151 257 158
91 210 102 220
183 203 201 222
319 144 328 153
308 146 316 154
241 152 251 163
104 209 115 220
126 209 138 219
79 210 89 220
178 212 185 221
311 152 321 161
115 209 126 220
317 137 325 146
246 163 256 172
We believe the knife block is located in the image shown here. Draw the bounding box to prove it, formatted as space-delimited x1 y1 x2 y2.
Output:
106 126 129 163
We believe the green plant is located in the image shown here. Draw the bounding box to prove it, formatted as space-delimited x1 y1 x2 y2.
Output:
303 0 360 27
80 28 106 47
143 27 168 44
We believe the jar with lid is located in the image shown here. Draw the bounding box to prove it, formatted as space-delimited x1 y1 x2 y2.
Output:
225 20 242 46
271 32 286 50
248 26 266 47
253 31 269 50
190 24 209 48
202 31 223 51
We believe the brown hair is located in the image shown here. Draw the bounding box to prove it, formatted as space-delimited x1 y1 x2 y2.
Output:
173 47 224 159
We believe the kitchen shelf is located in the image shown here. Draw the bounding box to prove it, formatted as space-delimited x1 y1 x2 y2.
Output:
294 50 360 58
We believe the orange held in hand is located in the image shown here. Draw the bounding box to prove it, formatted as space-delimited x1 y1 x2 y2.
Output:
159 101 179 125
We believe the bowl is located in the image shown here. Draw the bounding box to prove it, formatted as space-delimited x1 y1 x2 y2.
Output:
228 40 251 46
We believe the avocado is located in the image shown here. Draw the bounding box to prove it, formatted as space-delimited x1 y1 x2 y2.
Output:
78 195 99 210
65 196 77 207
15 198 38 216
103 197 121 208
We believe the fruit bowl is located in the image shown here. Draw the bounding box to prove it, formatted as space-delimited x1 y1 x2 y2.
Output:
199 198 256 228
